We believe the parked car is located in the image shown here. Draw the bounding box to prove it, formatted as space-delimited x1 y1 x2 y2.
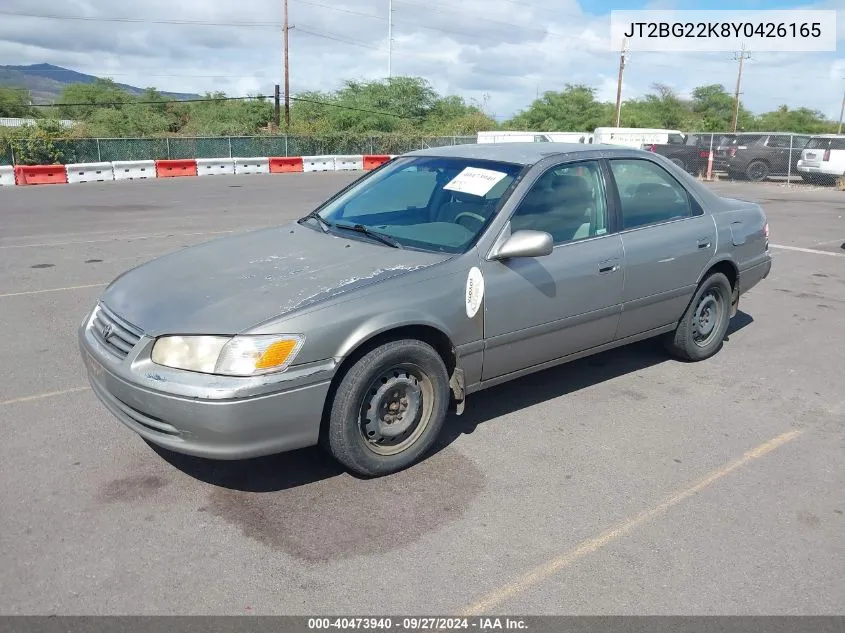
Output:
79 143 772 477
796 134 845 184
713 132 811 181
645 133 733 175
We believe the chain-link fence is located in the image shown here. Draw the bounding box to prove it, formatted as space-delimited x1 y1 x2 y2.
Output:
3 130 844 188
0 134 479 166
643 131 845 188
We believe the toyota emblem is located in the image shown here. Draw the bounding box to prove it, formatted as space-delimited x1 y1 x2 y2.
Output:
101 323 113 340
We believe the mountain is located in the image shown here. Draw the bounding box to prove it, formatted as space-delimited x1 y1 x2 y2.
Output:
0 63 201 104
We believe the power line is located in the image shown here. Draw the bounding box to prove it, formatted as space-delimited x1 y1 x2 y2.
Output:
294 25 384 51
0 9 281 28
29 95 273 107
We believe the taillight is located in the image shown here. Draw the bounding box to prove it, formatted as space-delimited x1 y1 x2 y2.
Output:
647 144 656 152
699 150 709 158
823 149 831 161
764 222 769 238
729 148 737 157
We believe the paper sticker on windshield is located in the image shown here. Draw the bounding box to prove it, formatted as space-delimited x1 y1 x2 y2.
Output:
444 167 508 197
465 267 484 319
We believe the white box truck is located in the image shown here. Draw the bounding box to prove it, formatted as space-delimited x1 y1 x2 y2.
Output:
592 127 685 149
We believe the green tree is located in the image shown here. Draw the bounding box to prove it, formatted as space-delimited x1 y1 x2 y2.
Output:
56 78 133 120
689 84 753 131
0 86 34 118
505 84 614 131
621 84 694 129
753 105 834 134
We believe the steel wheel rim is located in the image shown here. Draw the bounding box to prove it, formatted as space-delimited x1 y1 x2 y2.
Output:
359 364 434 456
692 287 723 347
749 163 766 180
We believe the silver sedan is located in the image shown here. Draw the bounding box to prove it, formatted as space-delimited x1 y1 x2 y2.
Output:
79 142 772 477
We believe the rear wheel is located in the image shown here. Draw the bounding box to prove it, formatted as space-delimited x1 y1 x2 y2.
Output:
745 160 769 181
664 272 732 362
324 339 450 477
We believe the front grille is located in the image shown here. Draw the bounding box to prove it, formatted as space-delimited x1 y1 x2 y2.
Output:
90 304 144 359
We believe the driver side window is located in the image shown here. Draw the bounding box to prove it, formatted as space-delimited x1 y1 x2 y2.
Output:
509 160 608 245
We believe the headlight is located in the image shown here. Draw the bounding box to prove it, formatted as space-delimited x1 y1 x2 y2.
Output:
151 334 305 376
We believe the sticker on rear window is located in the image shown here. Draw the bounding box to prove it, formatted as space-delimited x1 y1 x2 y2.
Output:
444 167 508 197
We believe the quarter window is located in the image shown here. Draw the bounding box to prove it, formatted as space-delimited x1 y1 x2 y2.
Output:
509 161 609 245
609 159 696 230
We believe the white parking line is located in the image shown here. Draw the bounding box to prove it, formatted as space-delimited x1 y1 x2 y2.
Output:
0 283 106 298
769 244 845 258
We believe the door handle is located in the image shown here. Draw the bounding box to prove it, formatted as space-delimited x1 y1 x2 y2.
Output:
697 238 711 249
599 258 619 274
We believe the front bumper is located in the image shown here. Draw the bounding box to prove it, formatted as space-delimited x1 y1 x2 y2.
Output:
78 308 336 460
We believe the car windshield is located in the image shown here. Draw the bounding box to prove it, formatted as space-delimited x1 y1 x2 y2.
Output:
307 156 524 253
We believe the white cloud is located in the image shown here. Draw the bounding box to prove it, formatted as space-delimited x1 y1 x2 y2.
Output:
1 0 844 122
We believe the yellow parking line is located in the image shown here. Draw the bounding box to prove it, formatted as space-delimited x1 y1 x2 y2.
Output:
0 283 106 298
460 429 803 616
0 387 89 406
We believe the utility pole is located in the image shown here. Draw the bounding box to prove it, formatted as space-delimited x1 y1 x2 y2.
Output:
387 0 394 78
838 85 845 134
283 0 291 130
614 37 628 127
274 84 280 129
731 45 751 133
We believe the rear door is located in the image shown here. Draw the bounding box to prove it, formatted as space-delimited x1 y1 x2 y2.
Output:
605 157 716 340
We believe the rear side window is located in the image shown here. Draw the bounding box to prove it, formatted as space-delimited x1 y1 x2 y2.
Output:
730 135 764 146
830 138 845 150
805 137 832 150
609 159 697 230
766 135 793 148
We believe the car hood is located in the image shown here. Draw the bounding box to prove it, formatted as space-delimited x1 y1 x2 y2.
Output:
100 223 449 336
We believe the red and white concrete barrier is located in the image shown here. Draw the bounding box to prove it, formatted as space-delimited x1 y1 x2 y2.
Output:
0 154 395 187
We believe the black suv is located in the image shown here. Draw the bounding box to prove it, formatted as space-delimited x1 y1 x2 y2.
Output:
713 132 811 181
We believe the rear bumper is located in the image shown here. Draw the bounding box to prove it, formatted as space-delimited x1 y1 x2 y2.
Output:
739 255 772 296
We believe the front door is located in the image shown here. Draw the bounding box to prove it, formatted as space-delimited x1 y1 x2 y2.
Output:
480 160 624 381
606 157 718 339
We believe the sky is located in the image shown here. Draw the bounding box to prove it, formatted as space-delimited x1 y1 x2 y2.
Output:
0 0 843 124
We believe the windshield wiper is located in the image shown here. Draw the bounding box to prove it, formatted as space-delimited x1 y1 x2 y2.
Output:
333 223 403 249
298 211 332 232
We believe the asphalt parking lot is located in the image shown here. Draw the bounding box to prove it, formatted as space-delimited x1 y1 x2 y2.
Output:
1 173 843 616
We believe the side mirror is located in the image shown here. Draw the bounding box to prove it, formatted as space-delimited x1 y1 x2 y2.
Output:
492 230 554 260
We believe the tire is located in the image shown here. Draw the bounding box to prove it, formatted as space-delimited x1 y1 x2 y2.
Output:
324 339 450 477
664 272 733 362
745 160 769 181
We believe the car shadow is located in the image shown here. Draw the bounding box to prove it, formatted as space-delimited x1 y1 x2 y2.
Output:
150 310 754 492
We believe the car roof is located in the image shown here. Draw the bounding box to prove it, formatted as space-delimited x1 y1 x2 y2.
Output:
403 142 625 166
807 133 845 138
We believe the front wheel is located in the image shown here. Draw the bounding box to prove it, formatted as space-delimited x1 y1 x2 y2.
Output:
664 272 733 362
324 339 450 477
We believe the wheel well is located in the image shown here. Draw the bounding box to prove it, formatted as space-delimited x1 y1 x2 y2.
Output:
317 325 458 444
703 260 738 290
